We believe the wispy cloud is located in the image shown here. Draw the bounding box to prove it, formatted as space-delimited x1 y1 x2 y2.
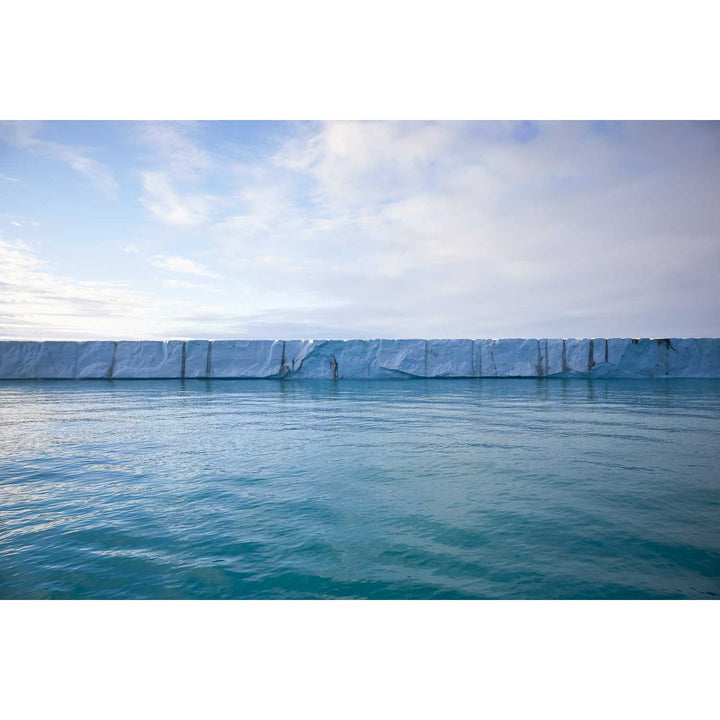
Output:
2 121 719 339
132 121 211 178
163 278 220 292
140 171 210 226
134 122 218 227
0 121 118 198
206 121 720 337
151 254 224 279
0 236 156 339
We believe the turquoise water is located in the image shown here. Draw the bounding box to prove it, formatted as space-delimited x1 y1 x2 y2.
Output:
1 379 719 599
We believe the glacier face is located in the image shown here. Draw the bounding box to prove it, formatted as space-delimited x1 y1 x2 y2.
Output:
0 338 719 379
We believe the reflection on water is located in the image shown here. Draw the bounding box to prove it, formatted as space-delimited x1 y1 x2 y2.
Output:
1 378 719 599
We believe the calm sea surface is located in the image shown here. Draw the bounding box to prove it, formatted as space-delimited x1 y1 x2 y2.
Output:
1 379 719 599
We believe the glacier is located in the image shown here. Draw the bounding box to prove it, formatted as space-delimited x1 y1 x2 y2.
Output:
0 338 718 380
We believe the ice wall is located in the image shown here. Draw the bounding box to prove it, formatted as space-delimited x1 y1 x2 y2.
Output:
0 339 718 379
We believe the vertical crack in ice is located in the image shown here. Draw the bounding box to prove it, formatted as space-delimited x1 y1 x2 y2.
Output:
588 339 595 370
562 339 567 372
330 354 339 380
658 338 672 375
206 341 213 378
279 340 290 377
604 339 609 364
106 341 117 379
181 342 186 379
536 339 542 377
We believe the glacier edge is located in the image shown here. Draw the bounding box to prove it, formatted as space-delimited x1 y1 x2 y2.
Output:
0 338 719 379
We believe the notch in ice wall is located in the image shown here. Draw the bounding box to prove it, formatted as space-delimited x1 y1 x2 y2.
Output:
0 339 719 379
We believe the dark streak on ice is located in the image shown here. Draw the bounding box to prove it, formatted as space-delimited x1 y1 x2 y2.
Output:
105 341 117 379
206 342 213 378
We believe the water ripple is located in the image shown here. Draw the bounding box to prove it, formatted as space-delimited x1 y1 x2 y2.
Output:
1 378 719 599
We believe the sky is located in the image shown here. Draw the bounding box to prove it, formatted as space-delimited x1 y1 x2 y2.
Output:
0 120 718 340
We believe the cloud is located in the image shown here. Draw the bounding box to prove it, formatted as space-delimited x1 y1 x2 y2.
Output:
0 236 158 339
0 173 21 183
131 121 211 178
0 121 118 198
150 254 224 279
207 121 720 337
163 278 219 292
2 121 719 339
134 122 218 226
140 171 210 226
10 220 21 227
121 244 140 253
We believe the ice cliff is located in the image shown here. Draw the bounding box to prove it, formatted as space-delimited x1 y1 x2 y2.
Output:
0 338 719 379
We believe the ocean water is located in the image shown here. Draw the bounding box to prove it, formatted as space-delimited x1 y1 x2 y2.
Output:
1 378 719 600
